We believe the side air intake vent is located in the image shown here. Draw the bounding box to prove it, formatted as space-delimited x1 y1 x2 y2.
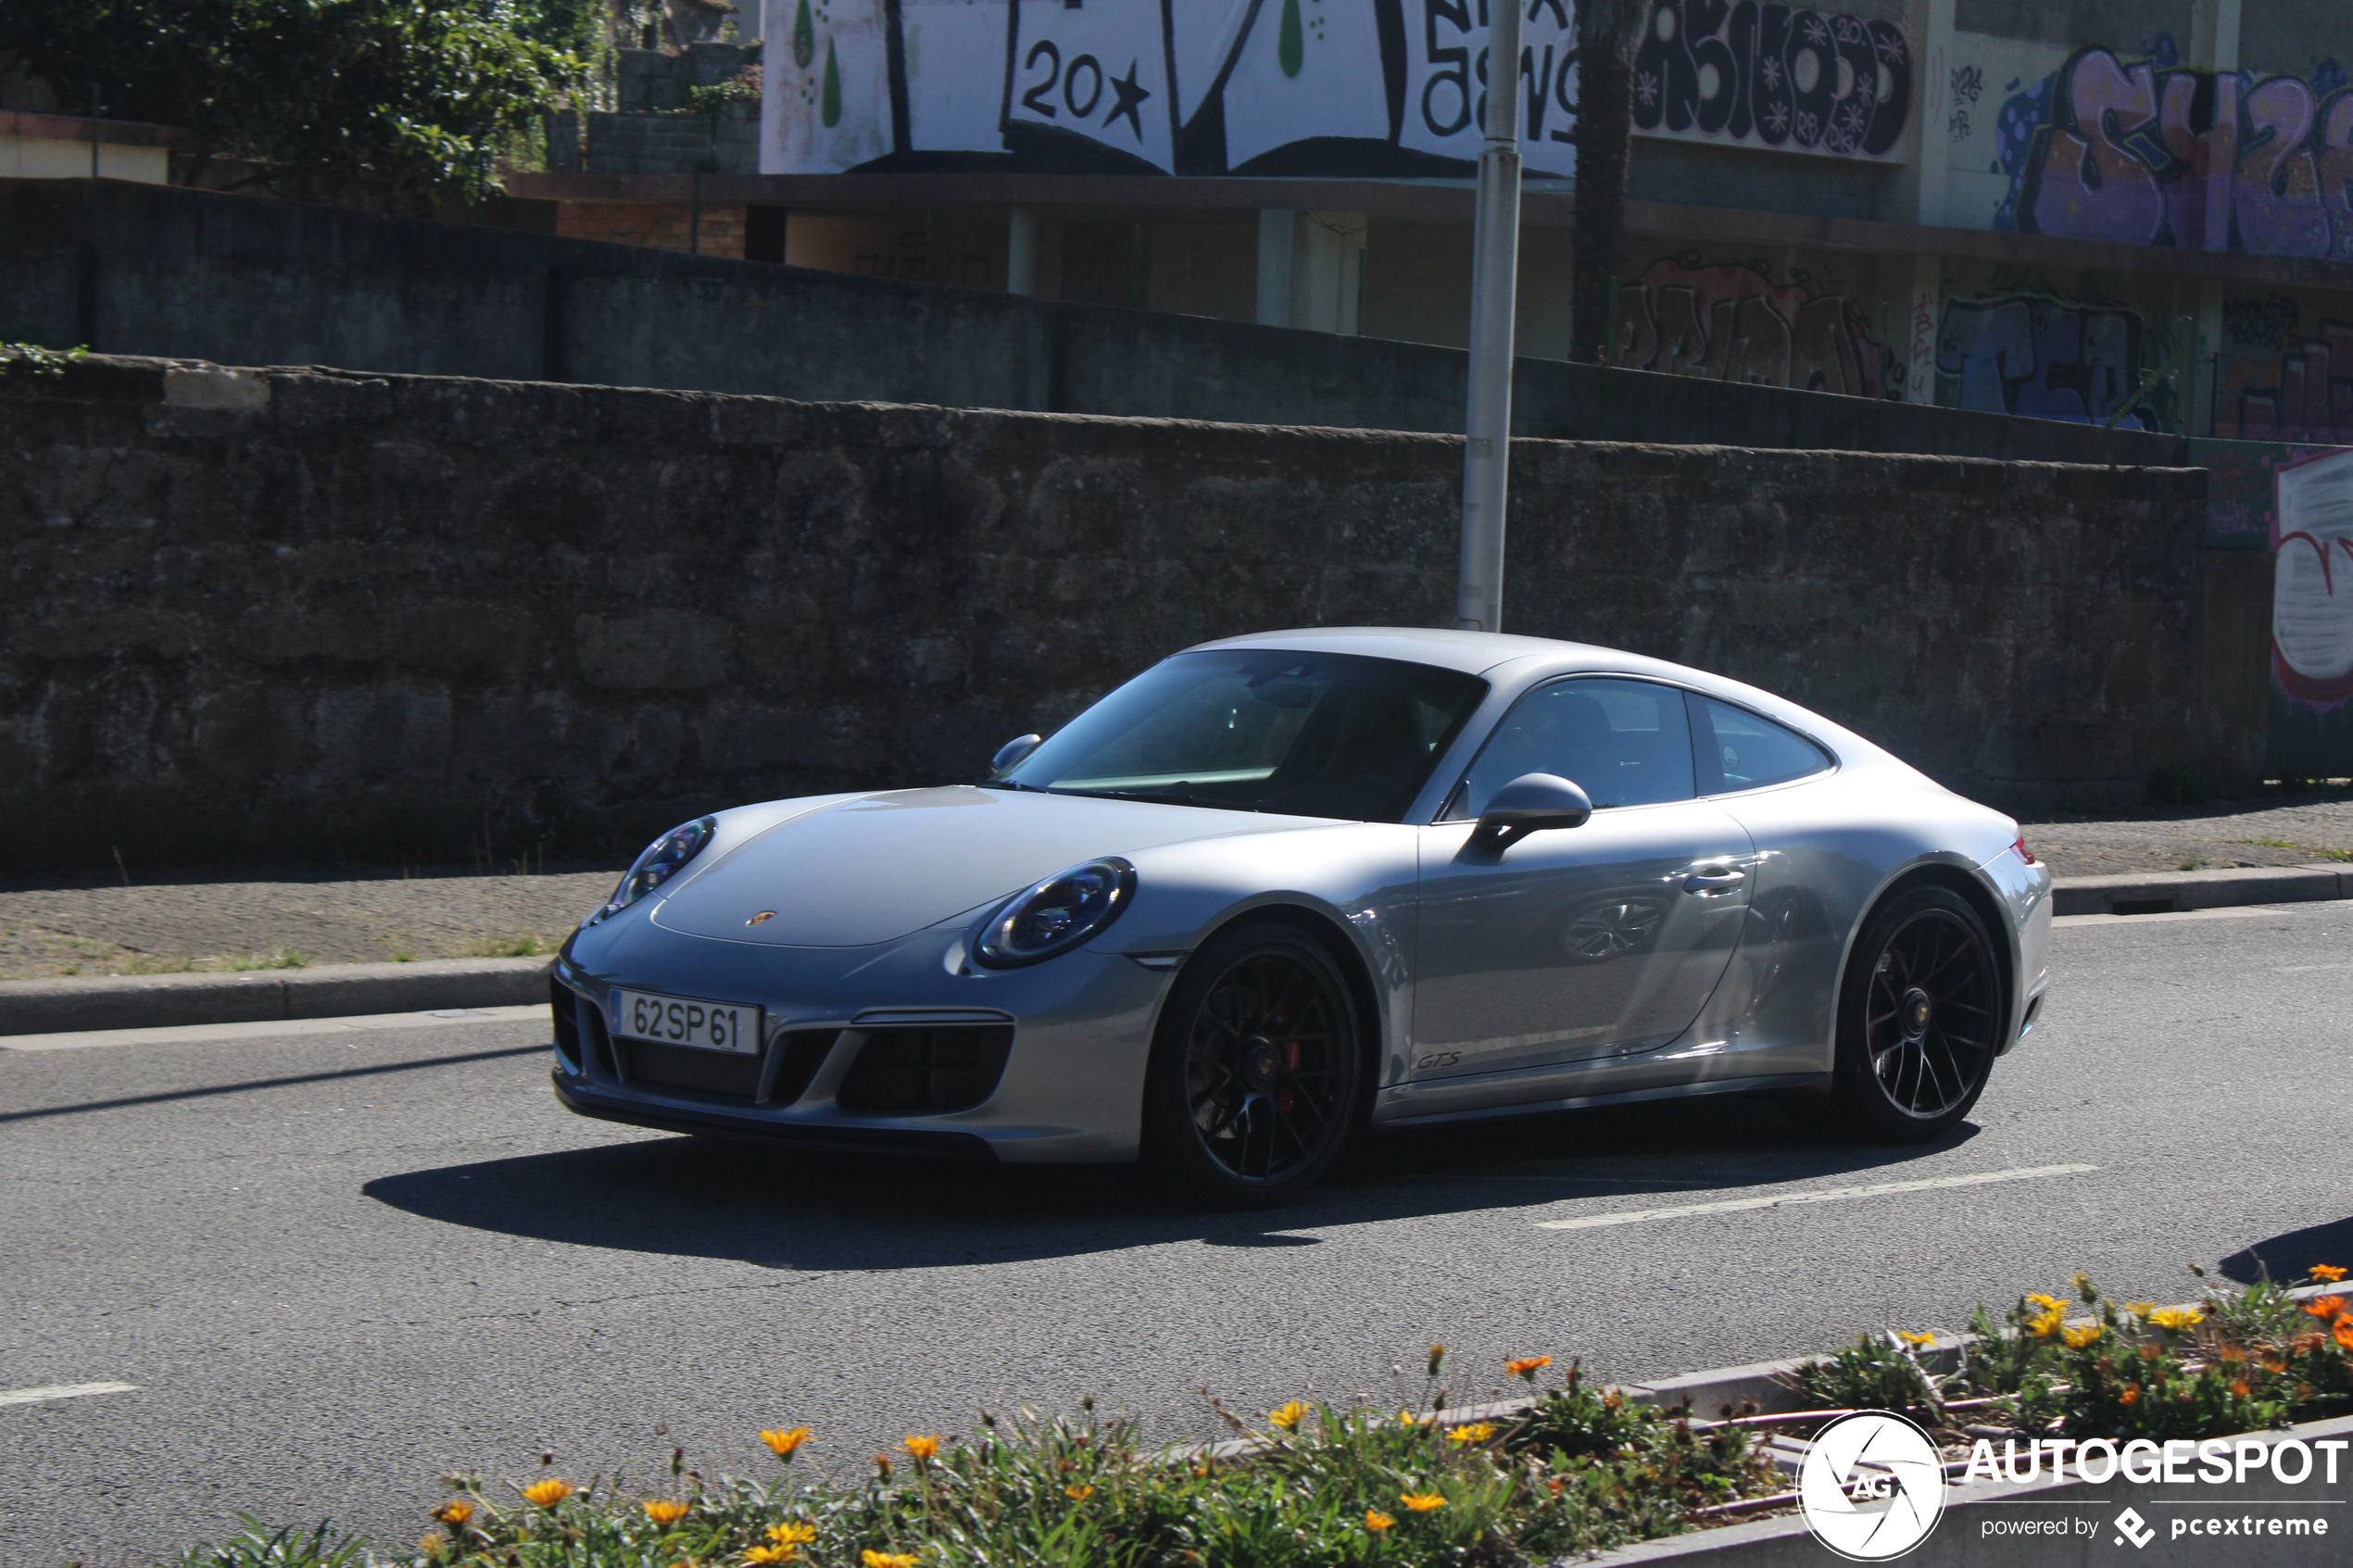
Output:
835 1025 1014 1114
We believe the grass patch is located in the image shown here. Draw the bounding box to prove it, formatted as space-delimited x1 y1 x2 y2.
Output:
2233 835 2353 861
462 933 556 959
225 947 311 971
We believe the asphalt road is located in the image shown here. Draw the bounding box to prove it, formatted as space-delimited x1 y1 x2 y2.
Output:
5 905 2352 1566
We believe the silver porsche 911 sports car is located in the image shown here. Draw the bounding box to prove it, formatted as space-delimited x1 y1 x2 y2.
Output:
551 628 2051 1205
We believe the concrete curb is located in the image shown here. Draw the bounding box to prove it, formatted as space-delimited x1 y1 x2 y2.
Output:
0 957 553 1036
2052 863 2353 916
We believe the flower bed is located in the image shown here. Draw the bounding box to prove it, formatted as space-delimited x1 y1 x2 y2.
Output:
180 1268 2353 1568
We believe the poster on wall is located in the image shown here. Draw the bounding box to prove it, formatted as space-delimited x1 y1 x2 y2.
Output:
2266 445 2353 778
1629 1 1911 162
763 0 1583 177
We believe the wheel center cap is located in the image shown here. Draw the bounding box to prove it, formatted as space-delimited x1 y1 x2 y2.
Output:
1239 1036 1281 1092
1900 986 1933 1039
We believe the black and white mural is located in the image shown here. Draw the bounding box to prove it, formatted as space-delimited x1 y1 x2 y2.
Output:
761 0 1581 177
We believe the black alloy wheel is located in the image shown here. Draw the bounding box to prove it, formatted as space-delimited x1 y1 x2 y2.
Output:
1830 884 2002 1141
1142 922 1365 1207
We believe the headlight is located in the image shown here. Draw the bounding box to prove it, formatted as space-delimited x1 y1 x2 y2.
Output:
592 816 717 922
974 857 1137 968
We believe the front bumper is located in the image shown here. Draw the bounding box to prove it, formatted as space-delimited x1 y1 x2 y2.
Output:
550 906 1173 1163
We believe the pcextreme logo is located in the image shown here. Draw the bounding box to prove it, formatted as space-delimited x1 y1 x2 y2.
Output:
1799 1411 1946 1561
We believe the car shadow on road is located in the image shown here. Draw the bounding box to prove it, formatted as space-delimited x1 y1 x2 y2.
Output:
2219 1216 2353 1286
363 1094 1982 1272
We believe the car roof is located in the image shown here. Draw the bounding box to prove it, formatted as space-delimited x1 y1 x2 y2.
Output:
1183 626 1611 675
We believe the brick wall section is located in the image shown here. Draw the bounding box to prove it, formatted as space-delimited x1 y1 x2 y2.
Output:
0 356 2224 870
556 200 745 258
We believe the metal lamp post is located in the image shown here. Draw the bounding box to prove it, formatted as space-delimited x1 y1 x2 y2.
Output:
1455 1 1524 634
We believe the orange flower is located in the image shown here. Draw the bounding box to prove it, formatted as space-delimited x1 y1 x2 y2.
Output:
2119 1386 2141 1406
761 1427 812 1458
1364 1511 1394 1532
431 1501 474 1527
1426 1345 1446 1376
2300 1296 2346 1321
2311 1265 2348 1284
2334 1318 2353 1353
872 1455 894 1479
1400 1492 1448 1512
1505 1356 1553 1381
644 1500 690 1526
521 1479 575 1510
2230 1379 2253 1399
900 1435 941 1462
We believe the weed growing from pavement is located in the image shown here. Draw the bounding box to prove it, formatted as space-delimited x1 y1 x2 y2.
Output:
182 1352 1777 1568
1791 1264 2353 1443
462 933 557 958
2234 835 2353 862
225 947 311 971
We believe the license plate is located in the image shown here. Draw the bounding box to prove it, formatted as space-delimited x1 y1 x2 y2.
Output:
609 989 761 1054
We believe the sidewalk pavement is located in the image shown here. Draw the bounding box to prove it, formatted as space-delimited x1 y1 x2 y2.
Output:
5 791 2353 1032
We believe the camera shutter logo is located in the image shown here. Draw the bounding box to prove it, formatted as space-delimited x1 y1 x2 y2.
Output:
1798 1411 1947 1561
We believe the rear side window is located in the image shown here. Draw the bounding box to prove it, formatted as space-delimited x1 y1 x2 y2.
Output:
1691 696 1832 794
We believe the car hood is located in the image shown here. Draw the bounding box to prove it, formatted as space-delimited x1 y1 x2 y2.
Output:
649 785 1318 947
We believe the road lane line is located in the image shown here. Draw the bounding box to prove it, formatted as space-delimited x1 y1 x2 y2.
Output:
0 1382 138 1407
1532 1163 2100 1231
0 1004 547 1052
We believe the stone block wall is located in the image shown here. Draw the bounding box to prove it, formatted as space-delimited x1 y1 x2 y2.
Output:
0 357 2228 872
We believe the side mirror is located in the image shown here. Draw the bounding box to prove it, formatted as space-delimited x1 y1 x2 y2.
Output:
1471 772 1592 847
989 733 1043 775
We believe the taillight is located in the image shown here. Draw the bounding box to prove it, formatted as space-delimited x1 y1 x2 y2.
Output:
2012 835 2035 865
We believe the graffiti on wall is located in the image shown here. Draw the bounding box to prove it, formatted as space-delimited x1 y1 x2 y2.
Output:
1933 294 2169 431
1631 2 1910 159
1992 44 2353 258
1615 256 1900 399
764 0 1582 178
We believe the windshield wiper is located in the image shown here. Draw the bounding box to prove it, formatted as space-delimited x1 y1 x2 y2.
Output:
1057 787 1256 812
978 779 1048 792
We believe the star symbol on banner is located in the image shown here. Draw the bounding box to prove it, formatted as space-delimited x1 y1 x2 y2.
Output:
1105 57 1151 141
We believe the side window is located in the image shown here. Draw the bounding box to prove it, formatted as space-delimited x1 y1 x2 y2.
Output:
1692 696 1832 793
1449 678 1696 816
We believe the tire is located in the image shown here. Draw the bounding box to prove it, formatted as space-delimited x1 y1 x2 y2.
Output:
1140 921 1367 1208
1827 884 2003 1143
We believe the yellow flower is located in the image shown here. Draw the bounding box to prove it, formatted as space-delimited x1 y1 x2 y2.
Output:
431 1501 474 1527
766 1524 817 1549
1364 1511 1395 1533
861 1553 918 1568
644 1499 691 1526
2148 1307 2205 1332
1063 1485 1094 1501
900 1434 941 1462
522 1479 575 1510
1504 1356 1552 1381
1445 1422 1499 1445
1400 1491 1448 1512
742 1548 790 1565
2026 1307 2064 1339
2025 1293 2065 1311
760 1427 812 1458
419 1534 446 1558
2123 1302 2158 1320
1268 1401 1309 1430
2061 1323 2103 1349
2311 1264 2348 1284
1895 1331 1936 1348
1397 1410 1419 1425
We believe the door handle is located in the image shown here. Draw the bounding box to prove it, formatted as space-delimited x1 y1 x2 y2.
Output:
1681 867 1745 895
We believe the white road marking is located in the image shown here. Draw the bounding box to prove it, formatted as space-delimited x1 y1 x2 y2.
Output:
0 1381 138 1407
1533 1163 2100 1231
0 1005 547 1053
2274 960 2353 973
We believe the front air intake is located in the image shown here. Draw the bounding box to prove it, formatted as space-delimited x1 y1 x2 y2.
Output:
834 1025 1014 1114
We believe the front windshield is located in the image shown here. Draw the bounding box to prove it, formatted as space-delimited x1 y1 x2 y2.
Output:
999 649 1488 822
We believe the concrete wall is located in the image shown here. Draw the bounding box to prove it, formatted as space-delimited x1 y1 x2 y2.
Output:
0 179 2190 467
0 355 2236 872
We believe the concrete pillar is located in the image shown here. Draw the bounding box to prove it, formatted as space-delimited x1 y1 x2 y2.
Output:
2192 278 2227 437
1903 0 1956 227
2191 0 2242 70
1295 211 1368 335
1006 206 1039 296
1904 255 1942 406
1255 209 1297 328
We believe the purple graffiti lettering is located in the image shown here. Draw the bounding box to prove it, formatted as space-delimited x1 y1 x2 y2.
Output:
2235 320 2353 443
2002 47 2353 259
1631 3 1907 158
1934 295 2158 430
